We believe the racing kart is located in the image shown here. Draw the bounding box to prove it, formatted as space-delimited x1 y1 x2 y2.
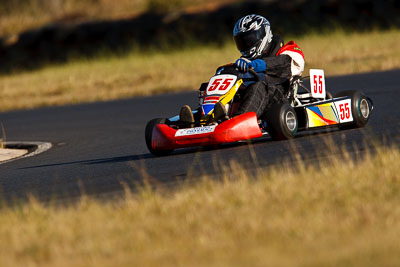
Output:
145 65 373 156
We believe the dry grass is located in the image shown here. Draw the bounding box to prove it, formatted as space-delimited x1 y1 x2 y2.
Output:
0 0 232 37
0 145 399 266
301 29 400 74
0 0 144 37
0 29 399 112
0 44 237 111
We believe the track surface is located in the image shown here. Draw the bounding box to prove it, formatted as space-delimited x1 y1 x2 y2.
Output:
0 70 399 202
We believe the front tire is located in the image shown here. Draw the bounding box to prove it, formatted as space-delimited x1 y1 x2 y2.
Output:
334 90 372 128
145 118 173 156
265 103 298 140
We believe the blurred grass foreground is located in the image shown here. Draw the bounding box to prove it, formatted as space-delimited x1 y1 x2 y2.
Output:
1 145 399 266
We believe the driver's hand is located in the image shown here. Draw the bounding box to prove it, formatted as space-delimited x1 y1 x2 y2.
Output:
235 58 251 73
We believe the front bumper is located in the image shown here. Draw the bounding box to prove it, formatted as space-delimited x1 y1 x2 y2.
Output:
151 112 262 150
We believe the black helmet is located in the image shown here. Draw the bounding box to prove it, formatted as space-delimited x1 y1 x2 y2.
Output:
233 14 273 60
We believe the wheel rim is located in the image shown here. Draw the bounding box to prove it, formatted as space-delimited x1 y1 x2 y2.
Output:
285 111 297 132
359 99 369 119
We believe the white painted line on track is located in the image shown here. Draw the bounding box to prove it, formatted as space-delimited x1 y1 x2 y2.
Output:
0 148 28 161
0 141 52 165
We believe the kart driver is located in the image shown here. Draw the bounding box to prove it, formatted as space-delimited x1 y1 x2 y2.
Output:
179 14 305 126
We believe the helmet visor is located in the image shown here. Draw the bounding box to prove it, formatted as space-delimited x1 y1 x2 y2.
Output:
234 26 266 53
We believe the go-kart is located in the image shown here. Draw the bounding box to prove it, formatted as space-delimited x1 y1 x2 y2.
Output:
145 65 373 156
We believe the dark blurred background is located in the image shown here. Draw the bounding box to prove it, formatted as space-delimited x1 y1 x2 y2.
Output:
0 0 399 73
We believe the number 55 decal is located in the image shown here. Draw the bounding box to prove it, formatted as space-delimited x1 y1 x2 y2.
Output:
334 99 353 123
206 74 237 95
208 78 234 92
309 69 326 99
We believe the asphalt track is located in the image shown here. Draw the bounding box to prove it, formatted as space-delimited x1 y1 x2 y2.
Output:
0 69 399 202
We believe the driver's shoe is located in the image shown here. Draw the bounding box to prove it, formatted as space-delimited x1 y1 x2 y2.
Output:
179 105 195 128
213 102 229 122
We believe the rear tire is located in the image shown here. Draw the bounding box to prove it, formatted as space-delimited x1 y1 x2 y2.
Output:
334 90 372 128
266 103 298 140
145 118 173 156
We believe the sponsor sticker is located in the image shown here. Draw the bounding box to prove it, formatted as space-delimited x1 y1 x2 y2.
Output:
175 125 216 137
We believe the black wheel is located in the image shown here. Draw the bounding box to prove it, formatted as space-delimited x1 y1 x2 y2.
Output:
265 103 298 140
334 90 372 128
145 118 173 156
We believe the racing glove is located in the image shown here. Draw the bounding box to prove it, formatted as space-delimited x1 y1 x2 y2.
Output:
235 58 266 73
235 58 251 72
250 59 266 72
